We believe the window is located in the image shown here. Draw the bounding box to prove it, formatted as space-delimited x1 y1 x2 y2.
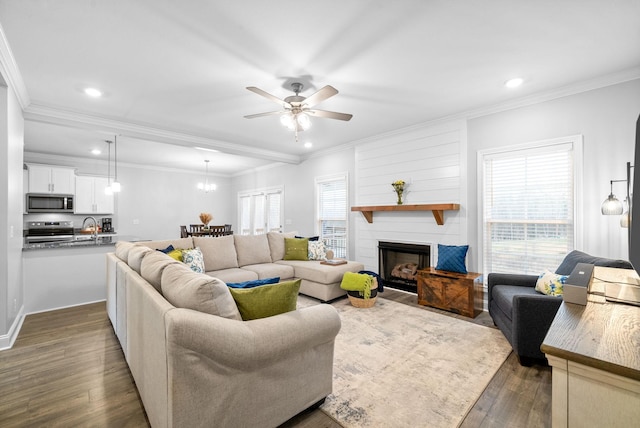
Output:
238 187 283 235
316 174 348 258
480 137 582 275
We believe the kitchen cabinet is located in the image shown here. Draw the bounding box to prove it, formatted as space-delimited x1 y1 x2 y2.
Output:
27 164 76 194
75 175 114 214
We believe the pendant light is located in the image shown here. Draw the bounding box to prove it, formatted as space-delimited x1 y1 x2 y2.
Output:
111 135 121 192
105 140 113 195
197 160 217 192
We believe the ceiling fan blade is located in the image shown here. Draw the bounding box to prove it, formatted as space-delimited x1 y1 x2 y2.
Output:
244 111 284 119
246 86 291 108
306 109 353 121
302 85 338 108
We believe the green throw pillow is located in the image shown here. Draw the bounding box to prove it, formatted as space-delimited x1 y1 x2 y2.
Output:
283 237 309 260
229 279 301 320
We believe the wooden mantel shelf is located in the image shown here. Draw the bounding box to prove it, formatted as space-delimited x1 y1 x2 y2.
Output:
351 203 460 225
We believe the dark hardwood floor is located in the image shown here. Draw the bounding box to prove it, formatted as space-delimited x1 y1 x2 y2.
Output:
0 290 551 427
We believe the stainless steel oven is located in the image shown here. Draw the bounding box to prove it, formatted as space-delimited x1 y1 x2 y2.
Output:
26 193 74 213
25 221 75 244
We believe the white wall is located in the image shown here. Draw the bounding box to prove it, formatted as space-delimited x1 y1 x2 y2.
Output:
0 82 25 344
231 147 358 256
467 79 640 267
353 120 468 271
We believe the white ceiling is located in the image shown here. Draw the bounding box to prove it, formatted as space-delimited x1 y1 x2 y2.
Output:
1 1 639 175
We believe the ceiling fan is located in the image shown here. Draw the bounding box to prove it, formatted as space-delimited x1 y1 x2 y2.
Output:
244 82 353 140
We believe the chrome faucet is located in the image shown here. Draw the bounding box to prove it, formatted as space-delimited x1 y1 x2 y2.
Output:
82 216 99 240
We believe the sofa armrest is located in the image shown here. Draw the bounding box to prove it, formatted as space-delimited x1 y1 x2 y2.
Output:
165 304 341 369
512 294 563 359
164 305 341 427
487 273 539 305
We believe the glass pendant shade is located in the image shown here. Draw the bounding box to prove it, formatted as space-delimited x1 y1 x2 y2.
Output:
601 194 623 215
620 211 630 228
280 114 295 130
297 113 311 130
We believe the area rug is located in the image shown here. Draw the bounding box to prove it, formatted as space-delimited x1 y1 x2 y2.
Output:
297 295 512 428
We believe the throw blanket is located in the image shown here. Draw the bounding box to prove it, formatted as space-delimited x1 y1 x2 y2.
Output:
340 272 373 299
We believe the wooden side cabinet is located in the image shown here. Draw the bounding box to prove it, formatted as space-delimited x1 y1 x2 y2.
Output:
416 268 483 318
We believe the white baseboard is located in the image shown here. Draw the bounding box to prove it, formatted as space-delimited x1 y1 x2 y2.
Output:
0 305 25 351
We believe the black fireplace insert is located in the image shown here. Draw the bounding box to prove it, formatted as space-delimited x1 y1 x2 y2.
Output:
378 241 431 292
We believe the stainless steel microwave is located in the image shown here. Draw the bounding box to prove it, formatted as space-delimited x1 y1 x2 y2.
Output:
26 193 74 213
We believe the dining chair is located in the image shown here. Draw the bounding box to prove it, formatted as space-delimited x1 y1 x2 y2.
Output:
190 224 204 233
180 225 189 238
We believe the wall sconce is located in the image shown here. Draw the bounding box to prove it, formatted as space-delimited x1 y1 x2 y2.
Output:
601 162 634 230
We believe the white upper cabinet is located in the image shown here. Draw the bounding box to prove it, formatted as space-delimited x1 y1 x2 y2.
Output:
74 176 114 214
27 164 76 194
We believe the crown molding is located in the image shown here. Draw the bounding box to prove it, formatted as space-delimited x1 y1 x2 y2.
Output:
0 22 30 108
24 151 233 177
464 66 640 120
23 103 301 165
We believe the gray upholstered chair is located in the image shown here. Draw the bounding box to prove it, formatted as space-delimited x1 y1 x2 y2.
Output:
488 250 633 366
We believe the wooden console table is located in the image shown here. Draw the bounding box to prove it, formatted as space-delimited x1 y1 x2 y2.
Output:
541 267 640 427
416 268 483 318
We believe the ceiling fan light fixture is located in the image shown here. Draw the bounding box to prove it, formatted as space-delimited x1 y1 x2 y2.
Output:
297 113 311 130
280 114 295 130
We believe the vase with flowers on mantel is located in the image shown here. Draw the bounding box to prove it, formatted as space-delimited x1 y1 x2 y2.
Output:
391 180 405 205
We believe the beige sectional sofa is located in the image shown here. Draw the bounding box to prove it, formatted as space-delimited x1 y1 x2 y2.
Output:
105 232 364 428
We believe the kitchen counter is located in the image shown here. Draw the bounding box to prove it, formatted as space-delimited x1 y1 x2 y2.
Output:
23 235 146 250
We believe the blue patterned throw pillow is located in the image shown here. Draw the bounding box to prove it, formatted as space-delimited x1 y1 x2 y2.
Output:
436 244 469 274
182 247 205 273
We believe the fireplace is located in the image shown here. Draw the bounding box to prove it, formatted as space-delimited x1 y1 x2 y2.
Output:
378 241 431 292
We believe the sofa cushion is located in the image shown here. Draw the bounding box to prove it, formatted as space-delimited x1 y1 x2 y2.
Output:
266 231 298 262
240 263 295 280
194 235 238 271
205 268 258 283
140 250 184 293
229 279 301 320
555 250 633 275
115 241 136 262
128 245 155 274
226 277 280 289
182 247 205 273
234 234 272 266
284 238 309 261
535 270 567 296
436 244 469 274
276 260 364 284
140 237 194 251
491 284 541 320
161 264 242 320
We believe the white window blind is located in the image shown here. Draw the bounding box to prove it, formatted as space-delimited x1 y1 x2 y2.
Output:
482 141 578 275
316 175 348 259
238 187 283 235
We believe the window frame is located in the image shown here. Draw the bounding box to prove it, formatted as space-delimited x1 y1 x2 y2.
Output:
237 186 284 235
477 135 584 276
315 173 349 259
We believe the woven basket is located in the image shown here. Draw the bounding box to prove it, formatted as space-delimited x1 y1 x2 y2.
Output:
346 278 378 308
348 294 377 308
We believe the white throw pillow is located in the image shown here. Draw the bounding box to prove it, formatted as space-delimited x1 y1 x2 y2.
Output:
182 247 205 273
308 241 327 260
535 270 567 296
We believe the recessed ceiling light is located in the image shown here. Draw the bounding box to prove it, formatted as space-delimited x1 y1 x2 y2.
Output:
91 149 101 155
84 87 102 97
505 78 524 88
194 146 220 153
304 142 313 148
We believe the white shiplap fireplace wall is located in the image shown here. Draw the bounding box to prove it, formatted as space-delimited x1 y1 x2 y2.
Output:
353 119 469 273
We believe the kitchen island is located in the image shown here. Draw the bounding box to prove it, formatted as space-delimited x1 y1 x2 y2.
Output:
22 235 145 313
